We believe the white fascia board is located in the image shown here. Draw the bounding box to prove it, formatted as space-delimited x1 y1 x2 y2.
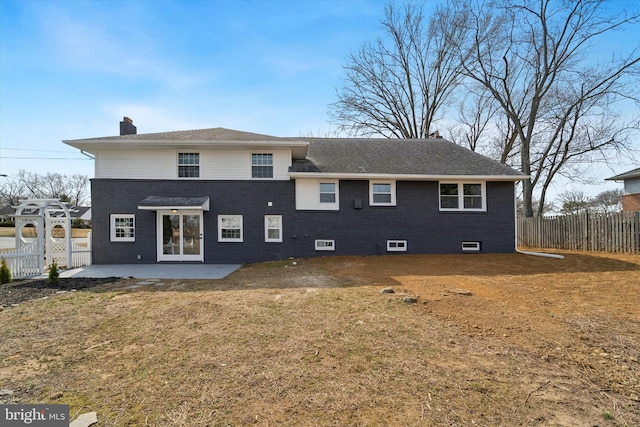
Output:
63 139 309 158
288 172 529 181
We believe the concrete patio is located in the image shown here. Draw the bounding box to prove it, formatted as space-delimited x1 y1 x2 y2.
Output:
57 264 241 279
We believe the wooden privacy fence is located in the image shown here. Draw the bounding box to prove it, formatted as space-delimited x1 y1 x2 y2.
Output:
518 211 640 254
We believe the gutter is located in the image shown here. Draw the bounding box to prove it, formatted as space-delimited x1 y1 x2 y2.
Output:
513 182 564 259
80 150 95 160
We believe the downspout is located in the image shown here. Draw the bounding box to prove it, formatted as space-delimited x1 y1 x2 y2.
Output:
81 150 95 160
513 180 564 259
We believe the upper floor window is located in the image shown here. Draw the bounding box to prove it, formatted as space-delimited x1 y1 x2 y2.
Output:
439 182 486 211
178 152 199 178
252 153 273 178
319 182 336 203
370 181 396 206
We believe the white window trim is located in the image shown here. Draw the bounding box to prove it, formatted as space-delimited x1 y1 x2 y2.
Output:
462 241 481 252
177 151 200 179
387 240 407 252
110 214 135 242
439 181 486 212
251 152 274 179
218 215 243 242
319 181 338 204
370 180 396 206
264 215 283 242
315 239 335 251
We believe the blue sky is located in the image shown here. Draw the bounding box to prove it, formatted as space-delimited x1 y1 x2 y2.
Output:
0 0 638 200
1 0 386 178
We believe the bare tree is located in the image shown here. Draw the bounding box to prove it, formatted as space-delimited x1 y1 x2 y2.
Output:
448 90 494 151
66 174 90 206
558 190 592 215
331 2 470 138
592 188 623 213
0 179 28 207
4 170 90 207
458 0 640 217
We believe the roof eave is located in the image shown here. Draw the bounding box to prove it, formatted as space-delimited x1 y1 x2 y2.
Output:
288 172 528 181
63 139 310 158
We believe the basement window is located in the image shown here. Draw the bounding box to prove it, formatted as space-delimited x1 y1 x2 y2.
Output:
315 240 335 251
461 241 481 252
387 240 407 252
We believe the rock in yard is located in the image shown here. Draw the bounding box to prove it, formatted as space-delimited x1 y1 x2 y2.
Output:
446 288 472 296
403 296 419 303
380 287 395 294
50 391 64 400
70 412 98 427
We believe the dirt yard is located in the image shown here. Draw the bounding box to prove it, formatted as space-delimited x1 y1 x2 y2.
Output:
1 250 639 426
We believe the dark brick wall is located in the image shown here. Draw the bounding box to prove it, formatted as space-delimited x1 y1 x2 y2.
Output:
91 179 517 264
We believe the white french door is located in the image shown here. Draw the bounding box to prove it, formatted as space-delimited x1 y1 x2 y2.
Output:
157 210 203 262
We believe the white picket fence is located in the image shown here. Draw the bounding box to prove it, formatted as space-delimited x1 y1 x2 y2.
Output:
1 242 42 279
1 233 92 279
70 235 92 268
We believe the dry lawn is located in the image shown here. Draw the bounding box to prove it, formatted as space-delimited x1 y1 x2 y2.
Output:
0 226 91 238
1 250 639 426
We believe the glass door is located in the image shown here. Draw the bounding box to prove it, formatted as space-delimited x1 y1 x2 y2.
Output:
157 210 203 262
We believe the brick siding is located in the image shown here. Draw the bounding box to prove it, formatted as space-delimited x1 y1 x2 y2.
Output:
91 179 517 264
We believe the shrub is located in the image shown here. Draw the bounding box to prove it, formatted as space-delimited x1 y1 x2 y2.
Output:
48 261 60 285
0 258 11 284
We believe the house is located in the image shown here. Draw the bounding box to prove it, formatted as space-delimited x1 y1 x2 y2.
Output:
0 205 14 223
606 167 640 211
63 117 527 265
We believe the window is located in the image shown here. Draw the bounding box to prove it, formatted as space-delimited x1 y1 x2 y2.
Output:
252 153 273 178
110 214 135 242
370 181 396 206
265 215 283 242
463 184 483 209
439 182 486 211
462 241 481 252
218 215 243 242
319 183 336 203
387 240 407 252
315 240 335 251
178 152 199 178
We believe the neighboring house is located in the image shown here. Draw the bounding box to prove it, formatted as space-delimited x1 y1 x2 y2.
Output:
63 118 527 265
70 206 92 224
0 205 14 222
1 205 91 223
606 167 640 211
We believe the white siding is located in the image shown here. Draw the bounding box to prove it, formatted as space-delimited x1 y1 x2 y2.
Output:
95 147 292 180
295 178 340 210
624 177 640 195
96 149 174 179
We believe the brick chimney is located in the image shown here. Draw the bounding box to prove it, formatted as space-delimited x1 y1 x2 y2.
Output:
120 117 137 136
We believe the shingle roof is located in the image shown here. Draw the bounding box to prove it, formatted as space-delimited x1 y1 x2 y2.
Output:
64 126 525 179
70 127 284 142
289 138 525 178
606 167 640 181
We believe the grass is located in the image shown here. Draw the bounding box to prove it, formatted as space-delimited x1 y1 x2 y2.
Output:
1 251 639 426
0 227 91 238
